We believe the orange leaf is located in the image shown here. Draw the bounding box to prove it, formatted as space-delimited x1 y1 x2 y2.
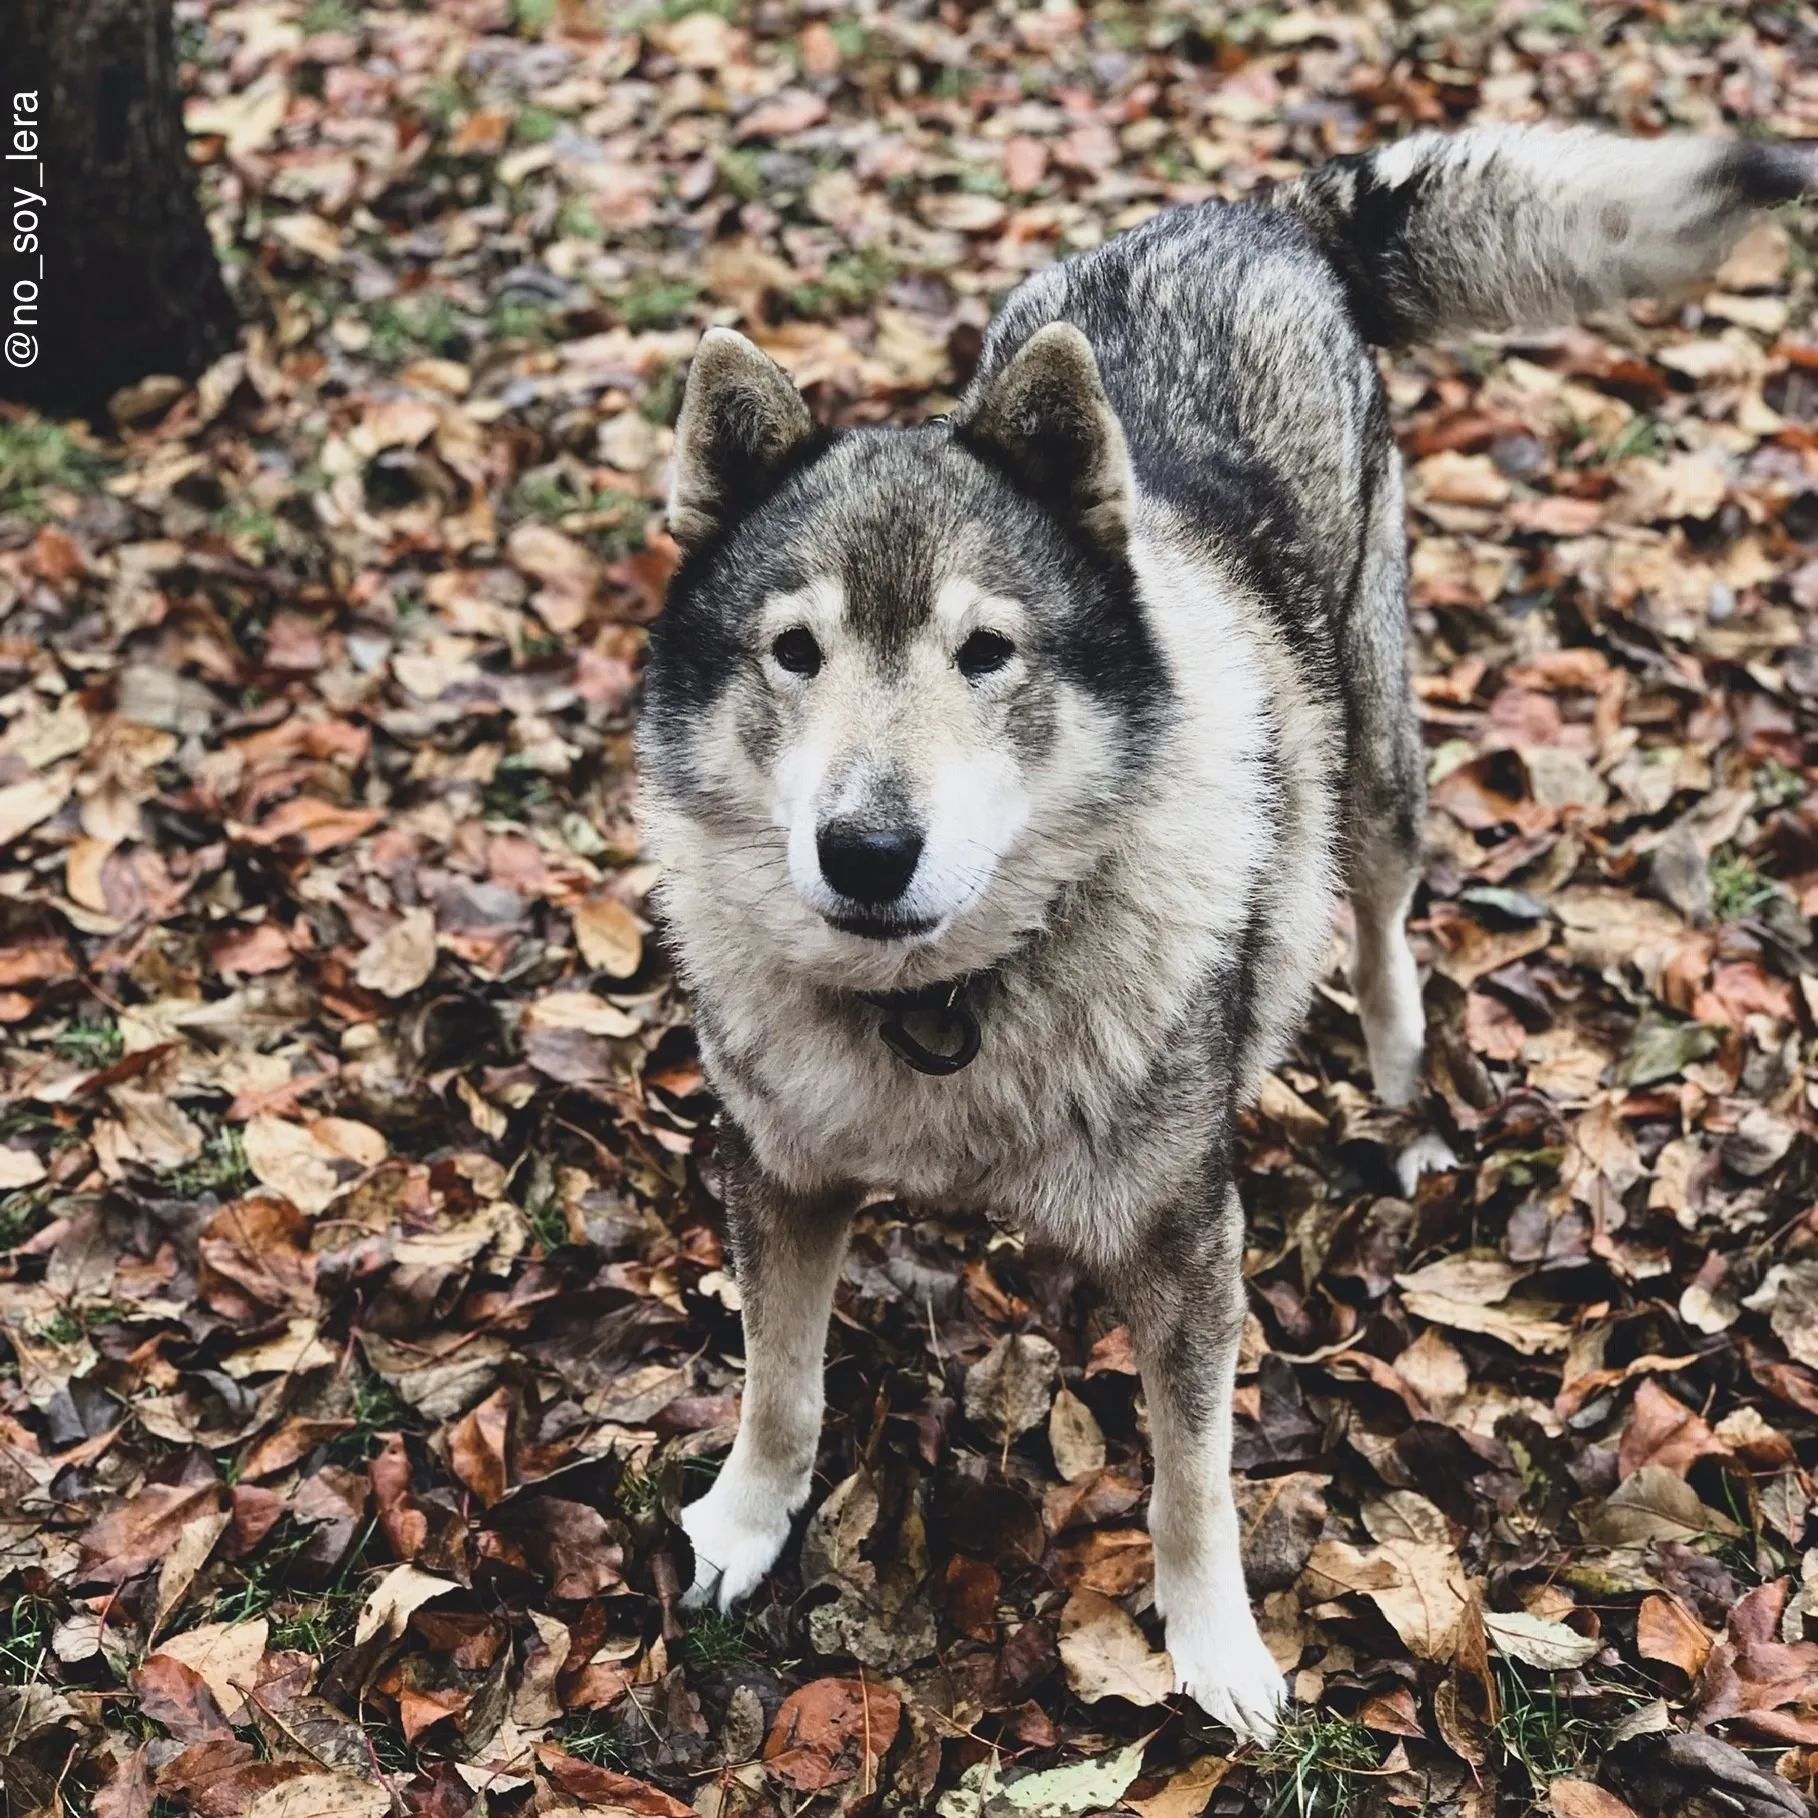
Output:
1636 1594 1714 1678
763 1677 903 1793
447 1385 514 1508
1618 1379 1729 1479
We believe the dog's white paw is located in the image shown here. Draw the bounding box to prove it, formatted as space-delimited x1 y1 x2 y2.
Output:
1396 1128 1459 1196
1164 1602 1286 1746
679 1476 794 1612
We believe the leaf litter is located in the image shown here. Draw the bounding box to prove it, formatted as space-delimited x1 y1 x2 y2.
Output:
3 0 1818 1813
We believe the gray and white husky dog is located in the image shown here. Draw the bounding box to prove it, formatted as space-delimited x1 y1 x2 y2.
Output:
637 127 1811 1739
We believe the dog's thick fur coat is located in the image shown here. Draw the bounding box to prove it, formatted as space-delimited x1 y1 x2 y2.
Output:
638 127 1811 1739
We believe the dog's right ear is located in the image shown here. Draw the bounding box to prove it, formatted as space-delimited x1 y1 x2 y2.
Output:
952 322 1132 557
668 328 816 552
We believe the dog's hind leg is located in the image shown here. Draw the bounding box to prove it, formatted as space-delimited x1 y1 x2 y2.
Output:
681 1125 854 1612
1112 1177 1284 1743
1342 438 1428 1111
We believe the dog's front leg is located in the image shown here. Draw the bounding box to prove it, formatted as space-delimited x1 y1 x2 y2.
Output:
680 1127 854 1612
1112 1179 1285 1744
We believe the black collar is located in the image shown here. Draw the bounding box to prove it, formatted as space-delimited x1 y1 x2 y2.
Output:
857 976 981 1076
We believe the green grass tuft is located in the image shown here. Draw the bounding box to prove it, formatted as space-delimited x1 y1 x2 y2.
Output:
0 1186 54 1250
301 0 360 31
365 293 469 367
52 1016 123 1069
1709 849 1780 923
549 1708 627 1765
615 1469 663 1521
681 1608 749 1671
1251 1713 1383 1818
790 246 897 320
163 1126 254 1200
1493 1660 1600 1801
0 1596 50 1685
611 277 700 333
0 417 115 519
1754 758 1807 811
208 1515 378 1653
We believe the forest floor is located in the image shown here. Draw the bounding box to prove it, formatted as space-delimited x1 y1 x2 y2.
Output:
5 1 1818 1814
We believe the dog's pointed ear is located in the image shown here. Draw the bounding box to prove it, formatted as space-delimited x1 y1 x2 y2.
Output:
669 327 816 552
954 322 1132 554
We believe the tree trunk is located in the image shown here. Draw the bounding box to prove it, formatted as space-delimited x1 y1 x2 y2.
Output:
3 0 240 417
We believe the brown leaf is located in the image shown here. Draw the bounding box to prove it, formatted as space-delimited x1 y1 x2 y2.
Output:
1550 1782 1639 1818
1236 1471 1329 1594
1125 1756 1235 1818
397 1684 468 1744
150 1505 234 1637
942 1555 1000 1642
762 1677 903 1794
0 771 73 847
81 1481 226 1585
131 1652 235 1743
94 1747 155 1818
1085 1326 1138 1376
1042 1460 1146 1536
1052 1526 1154 1597
964 1332 1058 1446
488 1498 625 1599
0 934 74 987
352 1565 458 1648
1618 1379 1728 1479
1359 1686 1427 1737
198 1197 315 1318
533 1748 693 1816
1637 1594 1715 1679
155 1742 306 1818
352 908 437 998
242 1773 388 1818
153 1620 269 1725
507 524 600 635
1047 1386 1105 1482
1056 1587 1173 1706
240 1665 372 1775
210 923 295 978
1579 1465 1742 1547
1696 1580 1818 1736
572 895 643 976
447 1384 513 1507
369 1432 428 1562
239 798 381 854
1303 1538 1473 1662
240 1420 354 1481
1394 1256 1572 1355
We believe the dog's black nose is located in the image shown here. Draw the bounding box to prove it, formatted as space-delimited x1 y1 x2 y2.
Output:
817 821 923 905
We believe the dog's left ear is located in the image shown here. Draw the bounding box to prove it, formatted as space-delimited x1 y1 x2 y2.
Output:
669 327 817 551
954 322 1132 554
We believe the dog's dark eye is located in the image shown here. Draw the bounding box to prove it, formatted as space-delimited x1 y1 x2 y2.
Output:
957 630 1015 678
771 628 822 676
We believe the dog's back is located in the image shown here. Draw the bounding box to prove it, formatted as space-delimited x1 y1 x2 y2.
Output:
974 202 1382 678
968 126 1814 649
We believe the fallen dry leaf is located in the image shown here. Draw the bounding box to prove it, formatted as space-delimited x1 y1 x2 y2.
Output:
1056 1588 1173 1707
353 907 437 997
761 1677 902 1794
965 1332 1059 1447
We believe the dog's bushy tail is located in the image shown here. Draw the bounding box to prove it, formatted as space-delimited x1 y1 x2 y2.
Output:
1274 126 1814 346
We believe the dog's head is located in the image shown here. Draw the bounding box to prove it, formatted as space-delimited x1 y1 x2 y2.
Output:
638 322 1167 990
